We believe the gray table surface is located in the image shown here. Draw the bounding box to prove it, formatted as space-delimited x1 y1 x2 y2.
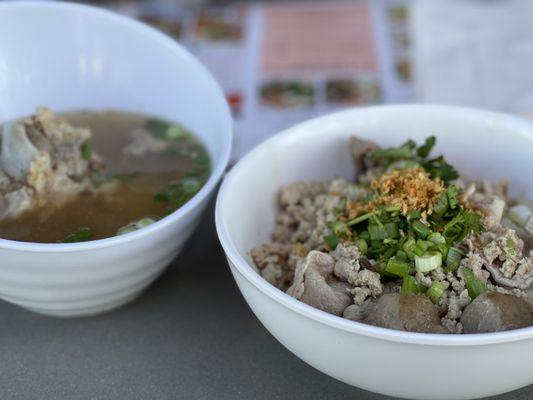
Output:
0 201 531 400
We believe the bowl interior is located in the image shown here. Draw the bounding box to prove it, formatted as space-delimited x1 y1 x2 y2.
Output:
0 1 231 167
219 105 533 277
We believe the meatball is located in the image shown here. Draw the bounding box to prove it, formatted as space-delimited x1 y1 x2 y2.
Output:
461 292 533 333
363 293 447 333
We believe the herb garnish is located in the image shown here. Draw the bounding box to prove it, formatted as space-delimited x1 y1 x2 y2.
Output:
154 176 204 211
368 135 459 183
59 227 93 243
145 119 189 141
325 136 485 303
81 142 92 161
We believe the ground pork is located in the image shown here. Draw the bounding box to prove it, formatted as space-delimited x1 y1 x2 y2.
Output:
253 179 368 290
331 244 382 302
251 142 533 333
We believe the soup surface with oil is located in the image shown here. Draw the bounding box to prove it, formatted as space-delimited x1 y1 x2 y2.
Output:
0 110 211 243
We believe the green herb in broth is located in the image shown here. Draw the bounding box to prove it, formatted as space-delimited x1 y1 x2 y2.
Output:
81 142 92 160
145 118 188 141
192 151 211 178
60 227 93 243
153 142 211 213
117 217 155 235
154 176 205 212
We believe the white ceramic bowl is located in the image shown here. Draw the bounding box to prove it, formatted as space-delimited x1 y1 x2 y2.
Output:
216 105 533 400
0 2 232 317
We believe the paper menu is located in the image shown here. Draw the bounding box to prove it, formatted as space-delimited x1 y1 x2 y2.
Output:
412 0 533 115
102 0 414 160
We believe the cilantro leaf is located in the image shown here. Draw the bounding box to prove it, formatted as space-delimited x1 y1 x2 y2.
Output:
369 139 416 164
367 136 459 183
422 156 459 183
443 209 484 243
417 136 436 158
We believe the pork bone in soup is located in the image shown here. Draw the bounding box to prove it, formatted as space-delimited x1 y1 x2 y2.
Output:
0 108 211 243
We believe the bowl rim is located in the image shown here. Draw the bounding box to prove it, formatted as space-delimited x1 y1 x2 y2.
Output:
0 0 233 252
215 104 533 346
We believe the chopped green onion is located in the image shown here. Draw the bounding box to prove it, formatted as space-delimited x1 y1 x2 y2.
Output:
370 239 384 248
375 261 386 275
415 251 442 273
383 246 398 259
398 235 408 248
385 259 411 277
59 227 93 243
433 193 448 217
331 221 349 237
402 237 417 255
324 234 340 250
396 250 408 262
370 214 384 227
445 247 464 272
193 151 211 171
436 243 449 258
462 268 487 299
428 232 446 245
443 210 484 243
376 261 395 278
154 176 205 210
368 224 387 241
401 275 421 293
407 210 422 220
81 142 92 160
384 222 400 239
384 205 402 213
414 239 430 257
180 177 202 194
355 238 368 254
505 238 516 256
164 125 187 140
412 220 430 238
117 218 155 235
446 186 460 209
347 211 376 226
427 281 445 304
413 244 426 257
359 231 370 241
146 119 186 141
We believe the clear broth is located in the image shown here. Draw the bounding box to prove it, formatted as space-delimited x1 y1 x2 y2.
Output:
0 110 211 243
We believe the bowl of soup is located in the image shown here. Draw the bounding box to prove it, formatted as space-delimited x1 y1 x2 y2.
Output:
216 105 533 399
0 1 232 316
